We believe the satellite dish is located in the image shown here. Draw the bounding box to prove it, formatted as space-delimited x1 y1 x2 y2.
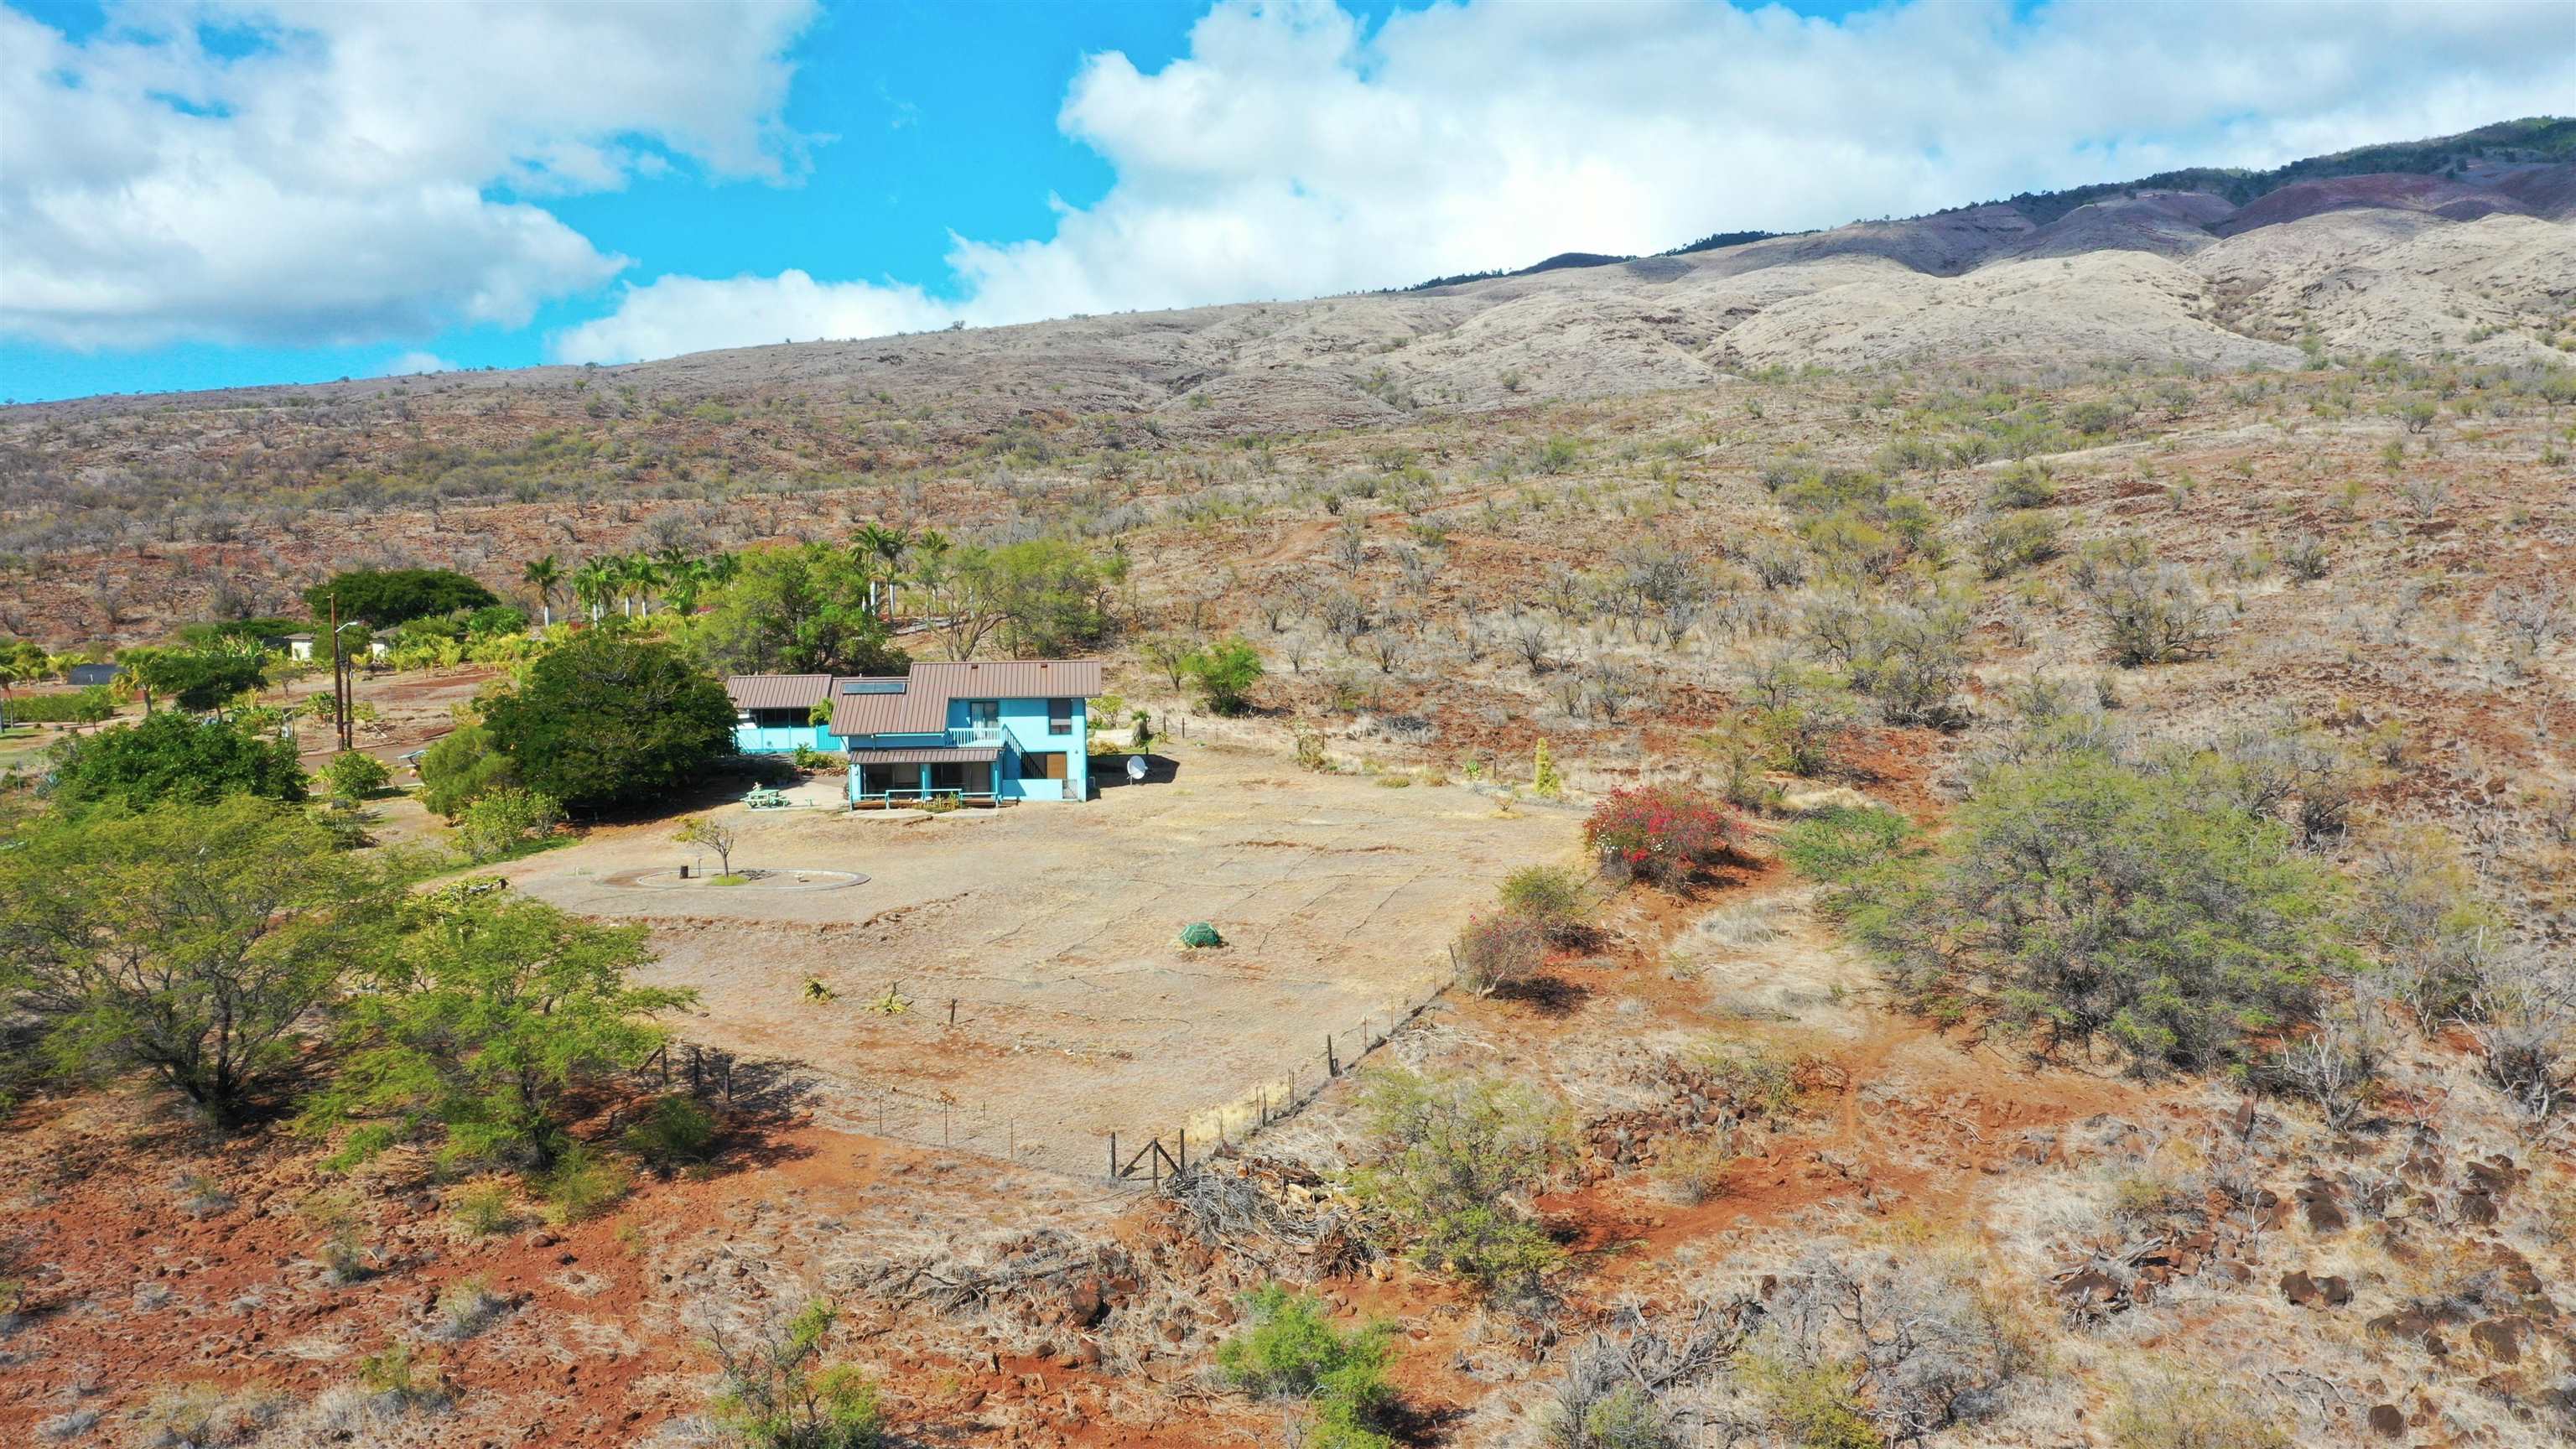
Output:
1126 754 1148 782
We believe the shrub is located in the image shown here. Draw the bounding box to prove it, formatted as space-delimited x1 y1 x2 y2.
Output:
1840 745 2345 1072
455 787 563 863
1744 1356 1877 1449
707 1299 884 1449
1779 806 1916 887
2086 564 2223 667
1455 911 1548 996
1985 461 2058 509
1183 636 1265 715
624 1094 719 1171
1217 1283 1397 1449
356 1340 449 1408
1680 1036 1802 1124
1584 784 1731 887
539 1143 631 1223
1974 512 2062 579
2105 1376 2292 1449
1498 865 1590 942
418 724 514 819
1543 1375 1675 1449
434 1278 506 1340
1346 1068 1568 1296
1652 1140 1737 1206
1755 1250 2030 1442
323 750 391 801
49 711 308 809
449 1182 514 1237
1531 737 1561 797
2 686 114 724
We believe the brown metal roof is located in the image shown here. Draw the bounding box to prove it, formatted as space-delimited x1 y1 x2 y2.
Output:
914 659 1104 699
827 674 928 736
827 660 1103 737
725 674 834 710
848 745 1000 766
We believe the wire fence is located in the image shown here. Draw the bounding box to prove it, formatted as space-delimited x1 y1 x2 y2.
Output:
638 957 1465 1189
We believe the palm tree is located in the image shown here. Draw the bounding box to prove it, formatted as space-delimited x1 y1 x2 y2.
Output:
626 554 664 617
663 557 714 615
522 554 562 627
572 558 615 623
851 523 909 617
1 639 49 724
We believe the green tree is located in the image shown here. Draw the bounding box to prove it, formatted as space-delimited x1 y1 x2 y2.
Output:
130 649 267 714
418 722 516 819
688 543 909 677
483 631 735 812
986 539 1119 657
306 892 690 1170
51 710 308 810
322 750 392 801
304 569 500 628
0 799 395 1124
1183 636 1265 714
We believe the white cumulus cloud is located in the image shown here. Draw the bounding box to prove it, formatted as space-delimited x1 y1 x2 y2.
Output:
378 351 461 377
549 271 962 365
0 0 818 350
553 0 2576 364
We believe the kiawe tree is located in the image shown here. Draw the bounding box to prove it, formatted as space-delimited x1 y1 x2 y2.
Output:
304 891 692 1170
0 798 397 1125
304 568 500 628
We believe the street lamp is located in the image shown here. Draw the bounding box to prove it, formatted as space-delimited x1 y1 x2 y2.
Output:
326 599 367 753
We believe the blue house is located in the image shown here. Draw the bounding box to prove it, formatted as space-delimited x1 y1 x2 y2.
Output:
726 660 1102 805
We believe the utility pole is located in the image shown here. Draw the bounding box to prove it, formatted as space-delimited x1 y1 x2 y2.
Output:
330 594 352 753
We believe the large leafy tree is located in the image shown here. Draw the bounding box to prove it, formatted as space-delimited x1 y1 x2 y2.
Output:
0 799 397 1124
304 891 692 1169
988 539 1121 657
482 630 734 811
51 710 308 809
129 648 267 714
303 568 500 628
688 543 908 677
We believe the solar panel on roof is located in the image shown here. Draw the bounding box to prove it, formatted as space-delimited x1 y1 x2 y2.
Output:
841 678 906 694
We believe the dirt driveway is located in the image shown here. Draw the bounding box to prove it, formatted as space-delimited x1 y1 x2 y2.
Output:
491 739 1581 1174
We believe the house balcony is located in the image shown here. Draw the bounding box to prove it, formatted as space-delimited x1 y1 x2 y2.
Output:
951 723 1004 746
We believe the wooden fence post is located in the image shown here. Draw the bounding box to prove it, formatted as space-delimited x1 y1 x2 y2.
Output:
1109 1132 1119 1182
1327 1033 1338 1078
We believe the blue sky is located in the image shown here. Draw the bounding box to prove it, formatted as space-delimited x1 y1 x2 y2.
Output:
3 0 2569 403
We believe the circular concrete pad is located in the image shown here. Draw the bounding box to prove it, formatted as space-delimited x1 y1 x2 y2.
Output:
608 867 867 892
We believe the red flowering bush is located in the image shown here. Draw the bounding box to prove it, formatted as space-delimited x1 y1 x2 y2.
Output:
1585 784 1732 887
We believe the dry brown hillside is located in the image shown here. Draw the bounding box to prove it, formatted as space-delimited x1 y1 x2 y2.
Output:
3 135 2574 1449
